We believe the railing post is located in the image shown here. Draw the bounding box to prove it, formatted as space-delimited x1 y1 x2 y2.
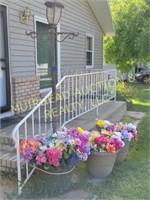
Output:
50 27 58 132
16 129 22 195
114 69 117 102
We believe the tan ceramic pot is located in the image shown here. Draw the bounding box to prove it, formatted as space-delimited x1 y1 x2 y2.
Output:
86 151 118 179
116 141 130 163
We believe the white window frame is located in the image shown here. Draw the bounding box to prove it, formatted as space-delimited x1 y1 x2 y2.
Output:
34 15 61 93
86 33 94 69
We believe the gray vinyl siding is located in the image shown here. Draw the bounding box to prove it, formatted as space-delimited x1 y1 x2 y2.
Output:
1 0 103 77
2 0 47 77
60 0 103 70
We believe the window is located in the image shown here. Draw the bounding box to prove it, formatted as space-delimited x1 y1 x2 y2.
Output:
86 34 94 68
36 20 52 89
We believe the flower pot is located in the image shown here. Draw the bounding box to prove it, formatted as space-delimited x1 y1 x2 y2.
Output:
35 165 75 193
116 141 130 163
86 151 118 179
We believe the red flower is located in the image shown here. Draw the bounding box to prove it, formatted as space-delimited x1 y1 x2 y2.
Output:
46 148 62 167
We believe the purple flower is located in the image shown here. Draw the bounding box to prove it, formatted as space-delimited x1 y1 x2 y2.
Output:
68 152 79 165
79 134 89 143
35 135 47 145
106 125 115 132
78 144 87 153
23 147 33 161
68 127 79 138
82 153 88 161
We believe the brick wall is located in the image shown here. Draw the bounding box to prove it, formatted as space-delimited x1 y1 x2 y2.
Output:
12 76 40 113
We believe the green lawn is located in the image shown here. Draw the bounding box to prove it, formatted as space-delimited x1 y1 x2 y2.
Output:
75 82 150 200
3 82 150 200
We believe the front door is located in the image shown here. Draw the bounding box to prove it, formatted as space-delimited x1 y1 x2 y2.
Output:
0 5 10 113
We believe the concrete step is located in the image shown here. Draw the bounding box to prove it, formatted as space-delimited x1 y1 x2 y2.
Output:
106 101 127 123
66 101 127 130
0 148 18 171
0 101 127 145
0 101 127 171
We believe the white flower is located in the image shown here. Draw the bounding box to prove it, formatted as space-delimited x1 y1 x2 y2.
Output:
127 123 136 130
91 144 97 151
68 139 76 145
52 133 57 137
48 142 55 148
114 131 122 139
39 145 48 152
121 140 125 147
104 120 110 128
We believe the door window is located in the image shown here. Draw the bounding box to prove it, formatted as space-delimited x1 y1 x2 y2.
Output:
36 21 51 89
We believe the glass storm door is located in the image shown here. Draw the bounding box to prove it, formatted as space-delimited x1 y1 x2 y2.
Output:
0 5 10 112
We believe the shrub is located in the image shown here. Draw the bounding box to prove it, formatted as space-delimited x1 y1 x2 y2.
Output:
116 81 136 102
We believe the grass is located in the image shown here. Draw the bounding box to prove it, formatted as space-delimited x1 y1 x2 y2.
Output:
121 116 134 124
74 82 150 200
81 82 150 200
2 82 150 200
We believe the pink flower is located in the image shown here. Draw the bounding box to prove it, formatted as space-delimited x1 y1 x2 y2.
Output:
132 131 139 140
46 148 62 167
94 135 109 144
75 138 81 145
36 154 47 165
110 139 124 150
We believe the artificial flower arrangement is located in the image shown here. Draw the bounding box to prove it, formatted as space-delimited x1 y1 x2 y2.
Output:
20 127 90 171
114 122 138 142
88 130 125 153
96 119 138 142
19 120 138 171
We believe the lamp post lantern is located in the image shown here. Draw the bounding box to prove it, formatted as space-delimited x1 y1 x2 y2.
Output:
45 1 64 132
45 1 64 26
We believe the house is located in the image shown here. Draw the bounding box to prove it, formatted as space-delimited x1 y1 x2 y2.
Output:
0 0 115 116
0 1 122 195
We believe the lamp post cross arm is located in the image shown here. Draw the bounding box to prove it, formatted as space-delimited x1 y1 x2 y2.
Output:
25 30 79 42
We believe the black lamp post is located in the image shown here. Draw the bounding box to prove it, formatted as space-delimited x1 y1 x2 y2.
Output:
45 1 64 132
25 1 79 133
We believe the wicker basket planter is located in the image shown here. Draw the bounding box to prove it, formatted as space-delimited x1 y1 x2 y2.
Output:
35 165 75 193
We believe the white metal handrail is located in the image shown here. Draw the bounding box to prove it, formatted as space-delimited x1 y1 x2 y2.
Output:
12 69 117 194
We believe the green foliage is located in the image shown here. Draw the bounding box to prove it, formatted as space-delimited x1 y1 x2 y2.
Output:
121 116 134 124
104 0 150 72
116 81 136 102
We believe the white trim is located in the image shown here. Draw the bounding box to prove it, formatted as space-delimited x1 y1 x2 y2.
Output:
86 33 94 69
87 0 115 36
34 15 61 92
34 15 48 77
57 24 61 82
0 3 12 111
39 87 52 95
